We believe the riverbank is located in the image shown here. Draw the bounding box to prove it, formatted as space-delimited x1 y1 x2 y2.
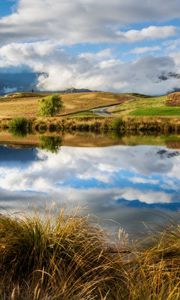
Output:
0 213 179 300
0 91 179 135
0 115 179 135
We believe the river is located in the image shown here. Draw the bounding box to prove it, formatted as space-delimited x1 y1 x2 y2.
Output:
0 132 179 238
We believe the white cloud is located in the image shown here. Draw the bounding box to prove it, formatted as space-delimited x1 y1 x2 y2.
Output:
2 87 17 94
130 177 159 184
0 41 180 94
117 26 176 42
0 144 179 218
0 145 179 194
0 0 179 45
120 189 171 204
130 46 161 55
0 1 179 94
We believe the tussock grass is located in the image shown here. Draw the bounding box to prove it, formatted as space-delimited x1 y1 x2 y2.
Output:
0 213 179 299
124 226 180 300
0 115 179 135
31 116 180 134
9 117 31 137
0 213 124 299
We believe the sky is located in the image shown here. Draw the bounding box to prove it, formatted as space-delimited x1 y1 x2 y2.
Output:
0 0 180 94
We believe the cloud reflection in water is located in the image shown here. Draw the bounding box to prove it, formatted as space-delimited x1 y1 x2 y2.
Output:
0 145 179 236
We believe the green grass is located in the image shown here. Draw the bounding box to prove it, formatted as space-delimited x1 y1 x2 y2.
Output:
110 95 180 117
131 106 180 116
0 213 179 300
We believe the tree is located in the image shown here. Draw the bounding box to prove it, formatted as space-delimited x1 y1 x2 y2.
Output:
40 136 62 153
39 94 63 117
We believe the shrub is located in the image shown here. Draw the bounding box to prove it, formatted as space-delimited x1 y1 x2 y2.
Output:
49 123 58 132
9 117 30 137
112 118 124 131
37 123 47 133
38 94 63 117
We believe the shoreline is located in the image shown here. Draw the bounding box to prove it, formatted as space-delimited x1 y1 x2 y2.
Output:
0 130 180 150
0 115 180 135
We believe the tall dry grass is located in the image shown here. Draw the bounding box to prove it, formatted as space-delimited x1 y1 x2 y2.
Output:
0 212 179 299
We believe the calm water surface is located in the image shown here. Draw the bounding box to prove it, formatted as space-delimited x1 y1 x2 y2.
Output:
0 138 179 237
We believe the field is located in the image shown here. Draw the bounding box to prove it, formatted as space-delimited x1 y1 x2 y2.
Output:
0 92 179 138
108 95 180 117
0 92 130 119
0 92 180 120
1 92 180 120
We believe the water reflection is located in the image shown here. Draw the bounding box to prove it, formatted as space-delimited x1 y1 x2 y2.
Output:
0 144 179 236
39 136 62 153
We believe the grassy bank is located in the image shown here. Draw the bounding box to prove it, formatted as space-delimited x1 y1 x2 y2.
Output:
1 115 179 136
0 92 179 136
44 116 180 134
0 213 179 299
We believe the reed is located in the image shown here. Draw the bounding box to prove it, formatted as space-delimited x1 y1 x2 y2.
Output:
0 213 179 299
0 115 179 135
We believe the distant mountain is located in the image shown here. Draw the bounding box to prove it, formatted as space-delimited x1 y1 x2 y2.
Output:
116 198 180 211
0 73 38 95
172 88 180 92
61 87 93 94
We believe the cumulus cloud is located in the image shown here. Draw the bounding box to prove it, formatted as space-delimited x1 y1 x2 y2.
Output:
0 41 180 94
130 177 159 184
0 0 179 45
118 189 171 204
130 46 161 55
0 144 179 230
0 1 180 93
0 145 179 197
117 26 176 42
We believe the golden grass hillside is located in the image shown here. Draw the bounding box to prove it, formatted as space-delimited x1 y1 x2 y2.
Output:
0 92 180 120
0 213 179 300
167 92 180 106
0 92 131 119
